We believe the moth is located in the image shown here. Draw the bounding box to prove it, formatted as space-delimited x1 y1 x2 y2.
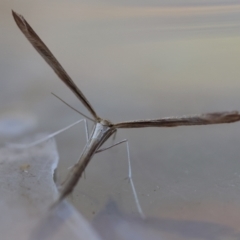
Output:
12 10 240 218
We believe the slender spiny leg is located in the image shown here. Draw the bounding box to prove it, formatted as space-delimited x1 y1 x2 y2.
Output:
96 139 127 153
83 119 88 179
68 118 89 171
96 139 145 219
61 119 90 184
84 119 89 141
7 119 85 149
125 141 145 219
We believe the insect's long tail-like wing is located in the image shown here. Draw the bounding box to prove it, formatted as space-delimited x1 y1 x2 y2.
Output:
114 111 240 128
12 10 99 120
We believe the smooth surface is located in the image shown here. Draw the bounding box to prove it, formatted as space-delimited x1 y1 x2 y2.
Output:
0 136 101 240
1 1 240 239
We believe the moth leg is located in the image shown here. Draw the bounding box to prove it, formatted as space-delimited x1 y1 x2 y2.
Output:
125 140 145 219
96 139 127 153
7 119 86 149
59 119 89 187
97 139 145 219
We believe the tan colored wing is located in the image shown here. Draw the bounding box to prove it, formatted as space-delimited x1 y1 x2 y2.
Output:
114 111 240 128
12 10 99 120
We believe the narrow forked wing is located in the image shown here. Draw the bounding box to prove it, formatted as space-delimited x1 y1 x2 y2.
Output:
12 10 99 120
114 111 240 128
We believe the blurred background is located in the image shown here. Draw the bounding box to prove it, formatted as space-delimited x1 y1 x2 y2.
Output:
1 1 240 239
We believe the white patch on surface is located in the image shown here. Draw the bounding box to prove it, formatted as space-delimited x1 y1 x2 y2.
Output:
0 136 101 240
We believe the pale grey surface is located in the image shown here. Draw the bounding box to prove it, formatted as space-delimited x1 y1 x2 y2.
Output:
1 1 240 239
0 137 101 240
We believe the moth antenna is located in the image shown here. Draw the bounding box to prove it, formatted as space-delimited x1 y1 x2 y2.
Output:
51 92 95 122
